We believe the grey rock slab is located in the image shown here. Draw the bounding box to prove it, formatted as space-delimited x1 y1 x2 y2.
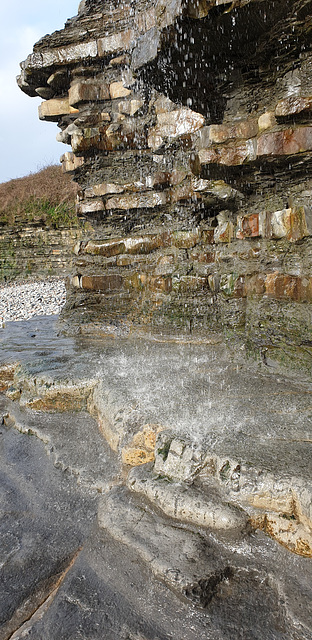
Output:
0 394 98 639
127 464 248 531
98 486 234 599
2 398 120 493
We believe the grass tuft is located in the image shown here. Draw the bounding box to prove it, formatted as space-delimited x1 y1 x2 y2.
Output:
0 165 79 228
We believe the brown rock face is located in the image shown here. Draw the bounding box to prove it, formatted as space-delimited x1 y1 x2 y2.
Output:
18 0 312 374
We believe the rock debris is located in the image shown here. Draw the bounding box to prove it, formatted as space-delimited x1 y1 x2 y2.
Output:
0 279 66 323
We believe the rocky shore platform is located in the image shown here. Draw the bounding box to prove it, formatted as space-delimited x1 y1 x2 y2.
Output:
0 316 311 639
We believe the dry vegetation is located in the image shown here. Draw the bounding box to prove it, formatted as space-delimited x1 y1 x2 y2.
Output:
0 165 79 228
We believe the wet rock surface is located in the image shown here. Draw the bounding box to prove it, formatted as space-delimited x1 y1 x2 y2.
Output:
9 0 312 635
0 316 311 638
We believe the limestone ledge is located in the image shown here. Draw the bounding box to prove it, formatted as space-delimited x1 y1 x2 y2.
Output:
3 361 312 558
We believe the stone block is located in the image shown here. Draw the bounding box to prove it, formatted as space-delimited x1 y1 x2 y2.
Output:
264 273 312 302
270 207 309 242
84 239 125 258
209 119 258 144
155 107 205 140
275 96 312 117
109 82 132 99
154 431 206 482
153 95 177 115
109 54 130 67
118 99 144 116
131 27 160 69
236 213 260 239
246 274 266 296
220 273 246 298
172 275 207 292
71 275 81 288
68 82 110 105
105 192 167 210
81 275 124 292
84 183 124 197
149 276 172 293
198 139 257 166
258 111 277 132
189 248 215 263
38 98 79 121
171 229 200 249
155 0 183 30
186 0 211 19
270 208 290 238
27 41 98 69
148 108 204 149
97 30 134 57
77 199 105 214
214 221 234 243
60 152 84 173
170 181 193 203
257 127 312 157
146 169 187 188
191 177 241 202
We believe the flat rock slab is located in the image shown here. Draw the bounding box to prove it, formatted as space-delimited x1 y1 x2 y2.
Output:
0 317 312 637
0 396 98 640
12 487 312 640
1 317 311 482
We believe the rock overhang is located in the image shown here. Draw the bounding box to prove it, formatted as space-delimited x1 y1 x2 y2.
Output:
16 0 312 377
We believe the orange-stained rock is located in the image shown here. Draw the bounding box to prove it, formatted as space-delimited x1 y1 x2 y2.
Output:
81 275 124 292
0 363 19 393
236 213 260 239
252 513 312 558
257 127 312 156
121 447 155 466
121 423 163 466
265 273 312 302
270 207 309 242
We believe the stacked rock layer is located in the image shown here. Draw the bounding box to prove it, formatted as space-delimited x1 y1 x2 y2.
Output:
18 0 312 373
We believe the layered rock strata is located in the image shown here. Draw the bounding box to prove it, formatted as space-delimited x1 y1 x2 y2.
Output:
0 225 82 282
18 0 312 373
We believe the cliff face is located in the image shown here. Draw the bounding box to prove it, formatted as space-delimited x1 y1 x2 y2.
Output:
18 0 312 374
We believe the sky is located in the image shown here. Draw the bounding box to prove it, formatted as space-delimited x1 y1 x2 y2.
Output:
0 1 80 183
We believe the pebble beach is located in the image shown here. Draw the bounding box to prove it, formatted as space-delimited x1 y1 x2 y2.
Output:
0 279 66 324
